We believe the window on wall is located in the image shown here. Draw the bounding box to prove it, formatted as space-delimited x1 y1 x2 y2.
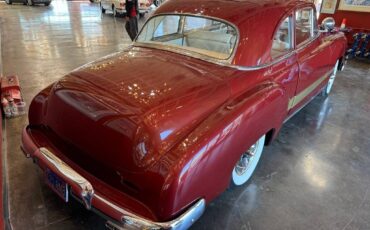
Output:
295 8 314 46
271 16 292 59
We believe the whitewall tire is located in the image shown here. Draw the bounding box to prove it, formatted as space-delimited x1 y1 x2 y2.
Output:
231 135 265 186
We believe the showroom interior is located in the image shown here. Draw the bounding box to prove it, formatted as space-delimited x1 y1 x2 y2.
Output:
0 0 370 229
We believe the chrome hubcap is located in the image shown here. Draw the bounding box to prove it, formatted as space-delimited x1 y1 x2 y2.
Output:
235 143 257 176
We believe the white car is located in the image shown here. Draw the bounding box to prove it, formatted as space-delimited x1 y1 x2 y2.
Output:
100 0 152 17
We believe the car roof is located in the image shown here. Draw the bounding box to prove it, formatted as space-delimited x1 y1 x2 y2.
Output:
154 0 315 67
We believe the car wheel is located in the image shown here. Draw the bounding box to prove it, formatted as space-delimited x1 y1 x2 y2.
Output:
27 0 34 6
322 60 339 97
5 0 12 5
231 135 265 186
101 3 106 14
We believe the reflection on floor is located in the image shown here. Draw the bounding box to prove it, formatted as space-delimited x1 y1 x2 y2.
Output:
1 1 370 229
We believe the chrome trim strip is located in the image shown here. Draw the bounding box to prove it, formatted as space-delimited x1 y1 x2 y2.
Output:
233 52 296 71
39 148 94 210
132 43 295 72
287 70 332 111
284 90 318 124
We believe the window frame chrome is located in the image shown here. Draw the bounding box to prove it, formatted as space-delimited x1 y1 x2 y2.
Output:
133 5 321 72
134 13 240 65
270 14 294 60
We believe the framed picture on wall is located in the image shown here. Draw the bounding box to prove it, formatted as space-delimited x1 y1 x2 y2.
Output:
339 0 370 12
321 0 338 14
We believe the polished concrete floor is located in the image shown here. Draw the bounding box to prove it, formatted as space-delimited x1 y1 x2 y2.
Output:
1 1 370 229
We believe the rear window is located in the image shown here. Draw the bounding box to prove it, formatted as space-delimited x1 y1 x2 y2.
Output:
136 15 238 60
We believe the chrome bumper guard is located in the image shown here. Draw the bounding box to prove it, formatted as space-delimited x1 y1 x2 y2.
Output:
37 148 206 230
39 147 94 209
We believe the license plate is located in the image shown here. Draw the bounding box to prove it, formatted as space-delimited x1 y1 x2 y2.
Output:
45 169 69 202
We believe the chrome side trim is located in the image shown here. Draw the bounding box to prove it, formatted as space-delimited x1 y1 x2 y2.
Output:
283 88 321 124
287 70 332 110
233 52 296 71
132 43 295 72
39 147 94 210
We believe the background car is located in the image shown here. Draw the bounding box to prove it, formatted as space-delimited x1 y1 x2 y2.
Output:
100 0 152 17
5 0 27 5
26 0 51 6
6 0 51 6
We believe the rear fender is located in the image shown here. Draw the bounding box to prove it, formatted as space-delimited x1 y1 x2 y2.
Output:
156 80 288 220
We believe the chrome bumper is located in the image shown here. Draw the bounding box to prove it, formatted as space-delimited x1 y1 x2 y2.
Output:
34 147 205 230
106 199 205 230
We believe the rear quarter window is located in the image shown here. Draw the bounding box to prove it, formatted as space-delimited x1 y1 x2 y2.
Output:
137 15 238 60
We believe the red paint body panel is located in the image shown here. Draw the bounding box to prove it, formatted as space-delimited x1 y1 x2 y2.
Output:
21 0 347 225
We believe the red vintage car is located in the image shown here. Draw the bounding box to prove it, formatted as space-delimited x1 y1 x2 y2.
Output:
21 0 347 229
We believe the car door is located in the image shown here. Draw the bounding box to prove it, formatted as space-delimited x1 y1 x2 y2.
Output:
269 14 300 107
288 6 331 115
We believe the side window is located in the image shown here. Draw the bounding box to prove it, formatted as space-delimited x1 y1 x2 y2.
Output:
295 8 314 46
271 16 292 59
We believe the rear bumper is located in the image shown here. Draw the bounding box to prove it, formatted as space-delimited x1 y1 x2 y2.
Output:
21 127 205 230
